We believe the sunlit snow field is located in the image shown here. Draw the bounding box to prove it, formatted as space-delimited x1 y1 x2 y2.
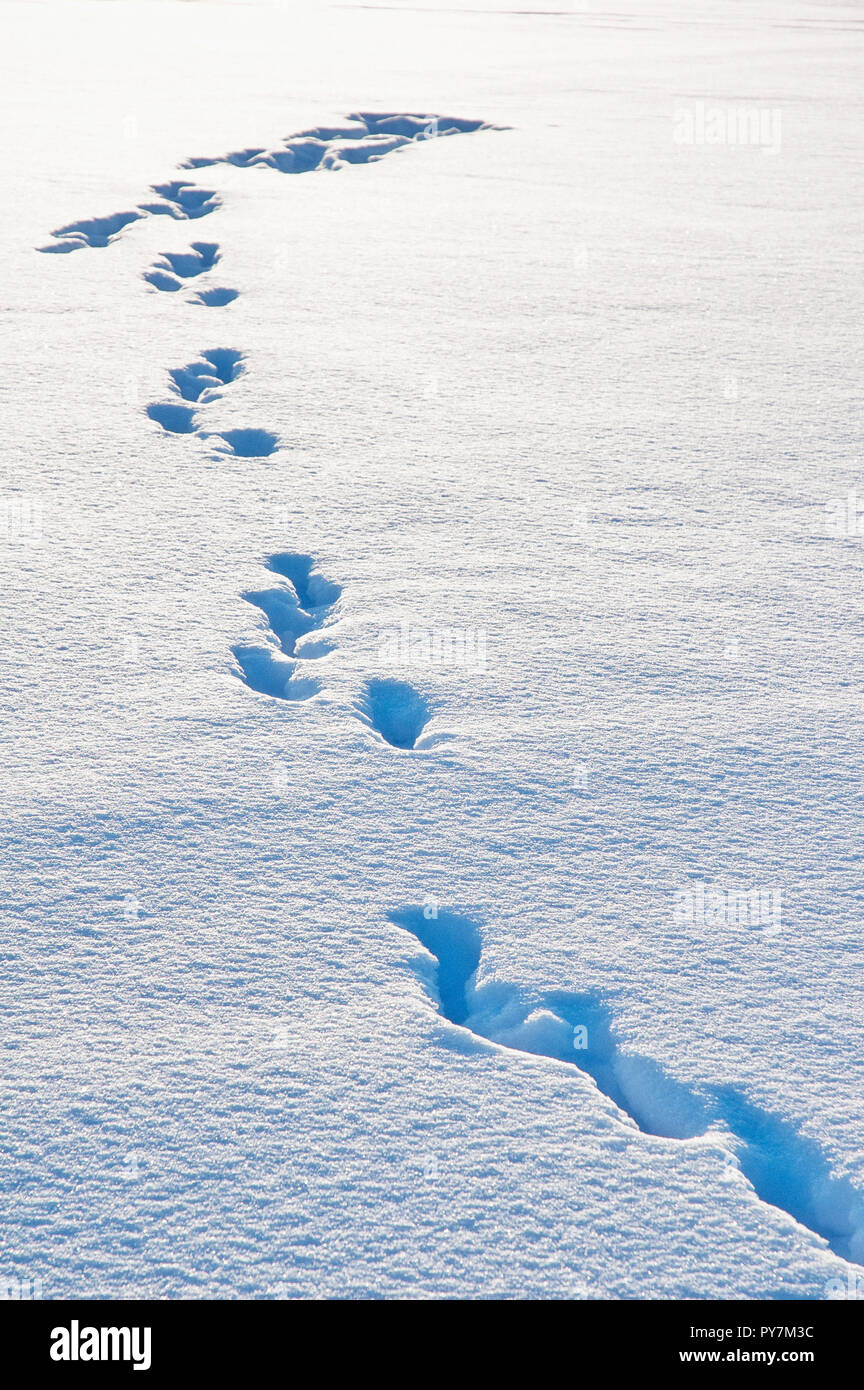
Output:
1 0 863 1299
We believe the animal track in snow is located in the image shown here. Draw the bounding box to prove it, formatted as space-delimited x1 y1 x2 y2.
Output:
232 553 341 703
37 113 504 253
356 678 431 750
390 906 864 1267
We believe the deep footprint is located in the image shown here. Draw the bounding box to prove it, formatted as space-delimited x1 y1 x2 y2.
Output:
389 907 864 1266
232 553 341 701
215 429 278 459
192 287 239 307
38 210 143 253
39 181 219 253
147 349 244 432
170 348 244 401
267 552 342 611
38 113 505 252
232 646 321 702
242 552 341 657
357 678 430 749
144 241 220 291
142 181 220 220
711 1088 864 1268
146 402 197 435
184 111 502 173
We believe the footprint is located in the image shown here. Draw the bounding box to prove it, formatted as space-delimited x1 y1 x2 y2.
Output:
188 111 503 175
142 181 220 220
242 553 341 657
390 907 864 1266
146 402 197 435
143 269 184 293
146 348 244 434
391 908 481 1026
146 350 276 460
182 147 267 171
169 348 244 402
356 678 430 750
39 113 505 252
144 241 221 290
266 552 342 611
710 1089 864 1269
215 428 278 459
37 210 144 253
232 647 322 703
232 553 341 703
192 287 239 308
39 181 219 253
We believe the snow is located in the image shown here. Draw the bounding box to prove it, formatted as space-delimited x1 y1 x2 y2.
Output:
1 0 863 1299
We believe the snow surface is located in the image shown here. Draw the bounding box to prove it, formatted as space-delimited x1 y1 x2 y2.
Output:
1 0 863 1299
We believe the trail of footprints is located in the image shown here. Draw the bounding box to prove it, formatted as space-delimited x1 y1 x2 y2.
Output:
127 115 476 725
232 553 340 704
37 112 499 260
230 551 861 1267
40 106 864 1282
96 114 500 457
390 908 864 1269
147 348 278 459
41 114 497 309
143 240 238 306
231 551 431 748
38 179 220 252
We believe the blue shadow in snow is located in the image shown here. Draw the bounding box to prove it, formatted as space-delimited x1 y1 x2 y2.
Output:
147 403 197 435
218 429 278 459
359 679 430 749
389 906 864 1263
388 908 481 1026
